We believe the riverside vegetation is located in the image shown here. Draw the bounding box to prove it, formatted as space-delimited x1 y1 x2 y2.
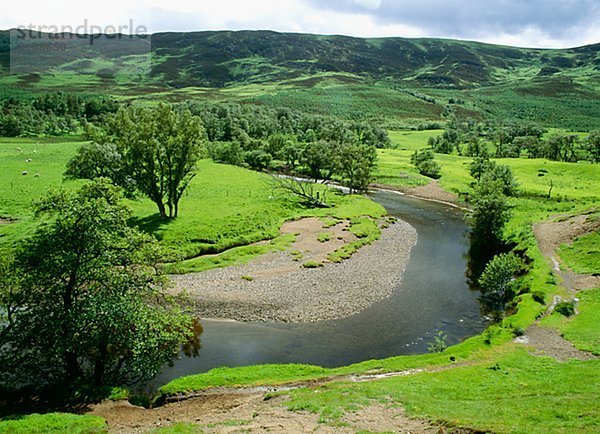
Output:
0 30 599 433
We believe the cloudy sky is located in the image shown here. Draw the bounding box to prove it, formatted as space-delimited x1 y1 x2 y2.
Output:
2 0 599 48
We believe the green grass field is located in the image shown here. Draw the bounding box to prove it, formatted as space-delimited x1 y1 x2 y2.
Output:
0 137 386 271
559 231 600 275
0 413 106 433
2 130 599 433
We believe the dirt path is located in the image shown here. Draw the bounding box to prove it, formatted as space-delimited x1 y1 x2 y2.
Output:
91 367 477 434
516 212 600 360
533 212 600 291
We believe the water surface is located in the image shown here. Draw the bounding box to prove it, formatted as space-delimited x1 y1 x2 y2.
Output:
152 191 485 388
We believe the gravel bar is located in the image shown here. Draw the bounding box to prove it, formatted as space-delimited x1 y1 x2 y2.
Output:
172 219 418 323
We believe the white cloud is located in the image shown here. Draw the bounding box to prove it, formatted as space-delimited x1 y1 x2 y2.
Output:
354 0 382 11
1 0 598 48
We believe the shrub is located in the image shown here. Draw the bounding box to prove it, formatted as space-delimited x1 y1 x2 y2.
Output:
555 301 576 317
478 253 523 321
428 331 448 353
410 149 441 179
532 291 546 305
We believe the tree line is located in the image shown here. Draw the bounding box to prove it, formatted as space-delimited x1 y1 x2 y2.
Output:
429 117 599 163
66 102 385 219
0 92 119 137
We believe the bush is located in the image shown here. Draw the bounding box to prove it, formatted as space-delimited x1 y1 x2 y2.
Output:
555 301 576 317
411 149 441 179
532 291 546 305
478 253 523 321
428 331 448 353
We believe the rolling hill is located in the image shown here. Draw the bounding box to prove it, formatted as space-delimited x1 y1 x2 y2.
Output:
1 29 599 128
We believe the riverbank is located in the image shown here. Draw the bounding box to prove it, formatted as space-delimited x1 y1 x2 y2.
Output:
173 217 417 323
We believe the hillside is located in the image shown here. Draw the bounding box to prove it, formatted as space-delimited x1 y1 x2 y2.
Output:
1 30 600 128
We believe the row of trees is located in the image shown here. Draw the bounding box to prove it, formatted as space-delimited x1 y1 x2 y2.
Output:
67 102 382 219
193 102 384 194
0 93 119 137
466 156 524 321
429 117 599 162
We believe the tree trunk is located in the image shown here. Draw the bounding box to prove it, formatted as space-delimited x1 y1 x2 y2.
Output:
94 338 109 385
155 200 168 220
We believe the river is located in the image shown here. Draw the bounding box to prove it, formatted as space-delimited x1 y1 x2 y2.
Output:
150 190 486 388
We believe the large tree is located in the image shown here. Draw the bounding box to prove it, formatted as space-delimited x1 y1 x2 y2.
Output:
337 143 378 194
68 104 206 220
0 180 195 391
468 176 511 252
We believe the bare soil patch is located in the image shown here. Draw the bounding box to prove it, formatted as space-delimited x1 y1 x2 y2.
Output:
91 391 461 433
516 325 597 362
371 181 463 208
533 213 600 291
515 212 600 360
279 217 355 266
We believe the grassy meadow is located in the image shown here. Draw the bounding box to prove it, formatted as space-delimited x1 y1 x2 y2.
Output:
1 130 599 433
149 129 599 432
0 137 386 272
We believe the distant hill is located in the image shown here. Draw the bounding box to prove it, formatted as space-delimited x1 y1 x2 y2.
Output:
1 30 599 129
147 30 600 88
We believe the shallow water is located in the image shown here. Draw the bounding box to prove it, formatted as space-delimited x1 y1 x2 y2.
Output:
150 190 486 389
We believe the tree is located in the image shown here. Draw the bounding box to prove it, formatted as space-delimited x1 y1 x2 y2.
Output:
411 149 441 179
337 143 378 194
543 134 578 162
271 176 332 208
65 141 134 193
468 176 511 251
300 140 338 181
469 156 518 197
70 104 206 220
0 180 195 391
469 155 495 181
583 130 600 163
478 253 522 321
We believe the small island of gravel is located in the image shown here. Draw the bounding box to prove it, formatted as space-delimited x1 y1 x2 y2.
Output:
172 217 418 323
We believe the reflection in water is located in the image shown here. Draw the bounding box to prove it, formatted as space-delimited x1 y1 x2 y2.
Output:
150 191 487 390
181 318 203 358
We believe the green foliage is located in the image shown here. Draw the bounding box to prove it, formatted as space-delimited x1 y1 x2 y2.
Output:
302 261 324 268
427 331 448 353
328 217 380 263
554 300 576 317
467 176 511 250
75 104 206 219
0 413 107 433
0 92 118 137
0 180 195 391
410 149 441 179
583 130 600 163
336 143 378 193
478 253 523 321
317 232 331 243
470 158 519 197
